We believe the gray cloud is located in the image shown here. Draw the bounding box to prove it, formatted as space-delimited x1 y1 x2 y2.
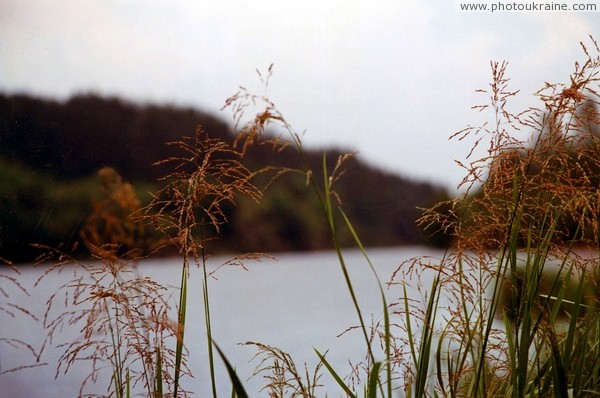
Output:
1 0 596 190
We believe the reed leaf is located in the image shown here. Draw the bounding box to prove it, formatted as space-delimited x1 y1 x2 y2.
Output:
214 342 249 398
315 349 357 398
154 348 163 398
173 259 188 398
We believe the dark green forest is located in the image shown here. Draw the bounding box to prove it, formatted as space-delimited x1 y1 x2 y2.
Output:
0 93 450 263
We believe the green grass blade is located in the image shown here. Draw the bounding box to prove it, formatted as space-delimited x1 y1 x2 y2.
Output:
503 311 517 394
548 327 569 398
173 260 188 398
564 270 587 358
339 208 392 396
367 361 383 398
214 342 249 398
321 154 376 365
414 276 440 397
403 283 418 369
126 368 131 398
314 349 357 398
202 256 218 398
154 348 163 398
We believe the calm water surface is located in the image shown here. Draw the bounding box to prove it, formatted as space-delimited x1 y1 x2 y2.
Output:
0 246 445 397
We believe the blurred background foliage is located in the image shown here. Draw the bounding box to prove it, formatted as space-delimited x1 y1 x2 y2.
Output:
0 92 451 263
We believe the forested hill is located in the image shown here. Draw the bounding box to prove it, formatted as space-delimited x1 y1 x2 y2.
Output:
0 93 451 262
0 93 232 181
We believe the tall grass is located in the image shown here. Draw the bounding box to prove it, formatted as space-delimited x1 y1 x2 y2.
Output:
142 129 272 397
222 68 396 396
7 36 600 397
220 37 600 397
32 131 273 397
410 36 600 396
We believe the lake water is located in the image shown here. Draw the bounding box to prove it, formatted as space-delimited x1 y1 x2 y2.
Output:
0 246 445 397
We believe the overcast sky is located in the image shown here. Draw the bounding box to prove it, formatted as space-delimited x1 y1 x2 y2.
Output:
1 1 598 191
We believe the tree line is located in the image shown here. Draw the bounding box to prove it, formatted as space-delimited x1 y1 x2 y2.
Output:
0 92 451 262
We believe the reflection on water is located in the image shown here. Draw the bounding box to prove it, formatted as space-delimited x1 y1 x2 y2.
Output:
0 246 444 397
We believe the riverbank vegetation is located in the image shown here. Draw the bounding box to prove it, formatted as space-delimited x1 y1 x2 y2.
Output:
1 36 600 397
403 36 600 396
